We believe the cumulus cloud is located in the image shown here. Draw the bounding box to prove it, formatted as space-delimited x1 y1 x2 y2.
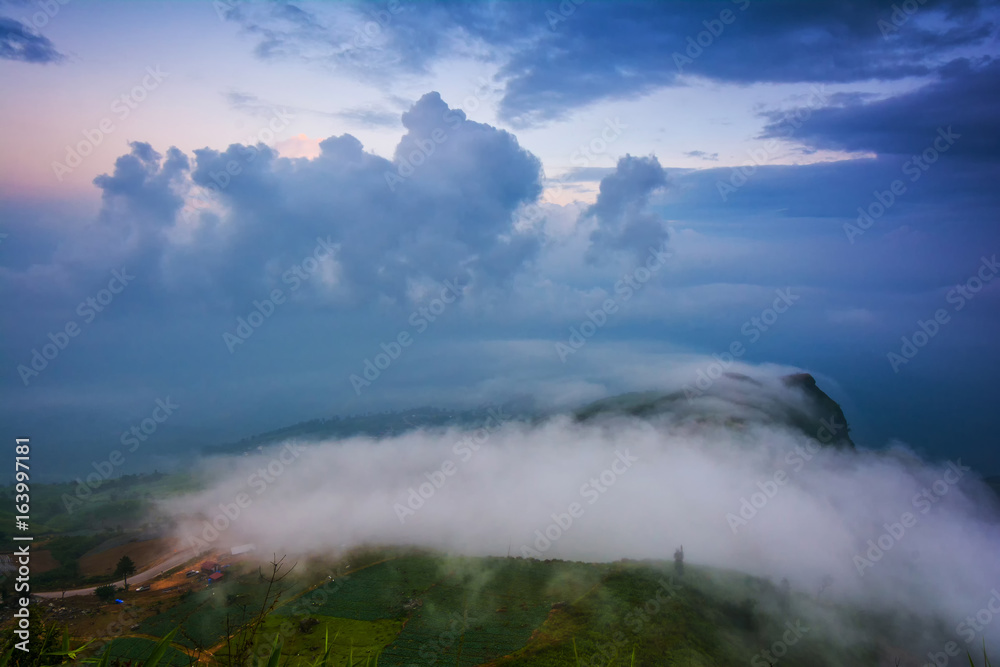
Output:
762 58 1000 159
585 154 669 262
167 368 1000 652
77 92 542 307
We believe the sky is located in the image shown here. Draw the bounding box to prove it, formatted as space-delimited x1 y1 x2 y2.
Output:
1 0 999 479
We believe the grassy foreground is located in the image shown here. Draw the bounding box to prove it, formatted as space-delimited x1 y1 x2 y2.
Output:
4 548 995 667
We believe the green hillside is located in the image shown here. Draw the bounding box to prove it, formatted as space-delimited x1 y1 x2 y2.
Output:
224 552 889 667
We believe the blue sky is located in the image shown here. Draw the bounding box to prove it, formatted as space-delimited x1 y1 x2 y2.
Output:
2 0 999 479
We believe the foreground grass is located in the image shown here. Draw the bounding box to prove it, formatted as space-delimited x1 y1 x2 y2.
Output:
236 615 402 665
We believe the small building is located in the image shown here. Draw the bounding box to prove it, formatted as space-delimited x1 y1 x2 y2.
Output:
200 561 219 573
208 572 224 582
231 544 256 556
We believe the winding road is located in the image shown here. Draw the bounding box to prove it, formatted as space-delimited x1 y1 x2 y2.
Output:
35 551 195 598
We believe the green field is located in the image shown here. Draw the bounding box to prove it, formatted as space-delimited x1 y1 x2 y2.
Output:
238 554 883 667
265 556 606 666
138 565 313 651
0 471 204 539
0 547 972 666
98 636 193 667
377 557 604 667
248 615 404 665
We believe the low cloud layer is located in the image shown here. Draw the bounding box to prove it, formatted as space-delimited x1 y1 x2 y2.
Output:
166 369 1000 651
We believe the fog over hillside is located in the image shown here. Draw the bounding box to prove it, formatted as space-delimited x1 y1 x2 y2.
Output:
166 364 1000 650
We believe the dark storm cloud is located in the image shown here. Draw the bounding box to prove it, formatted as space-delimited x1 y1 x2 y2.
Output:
0 16 63 63
218 1 997 126
494 0 995 125
761 58 1000 158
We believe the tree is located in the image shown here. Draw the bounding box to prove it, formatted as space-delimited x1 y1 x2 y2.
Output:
114 555 137 587
674 545 684 578
95 584 116 603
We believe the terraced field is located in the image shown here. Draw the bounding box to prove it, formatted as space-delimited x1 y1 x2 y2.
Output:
253 615 404 665
138 566 313 650
75 552 887 666
283 556 444 622
265 555 606 666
